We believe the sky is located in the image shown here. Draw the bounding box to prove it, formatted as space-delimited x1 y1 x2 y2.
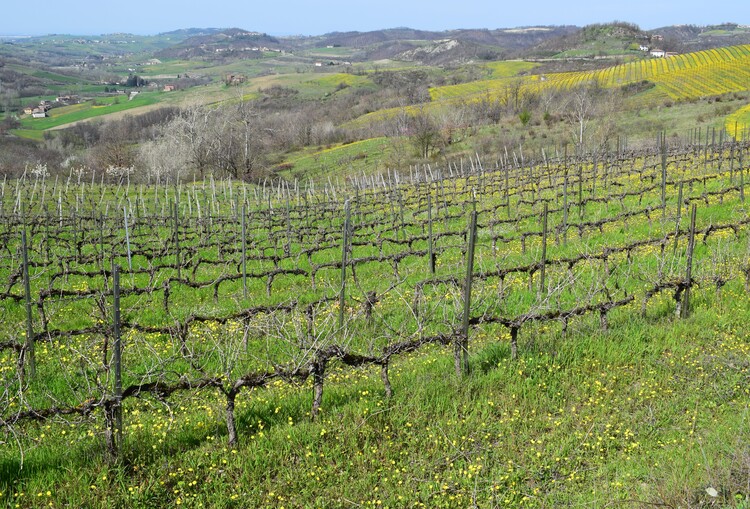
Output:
1 0 748 36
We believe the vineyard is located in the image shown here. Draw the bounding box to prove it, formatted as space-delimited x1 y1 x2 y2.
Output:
727 103 750 140
346 45 750 131
2 139 750 506
426 44 750 108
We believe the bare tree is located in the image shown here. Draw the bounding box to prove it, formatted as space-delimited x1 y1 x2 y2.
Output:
568 82 596 152
409 108 440 159
138 135 190 183
139 95 269 181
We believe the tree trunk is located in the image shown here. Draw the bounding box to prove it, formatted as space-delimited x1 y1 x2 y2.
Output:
226 392 238 447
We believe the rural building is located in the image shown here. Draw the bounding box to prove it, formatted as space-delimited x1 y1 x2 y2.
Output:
55 95 80 104
225 74 247 85
639 45 649 52
163 84 176 92
31 108 47 118
650 49 666 57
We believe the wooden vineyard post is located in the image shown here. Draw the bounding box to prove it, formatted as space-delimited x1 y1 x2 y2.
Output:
174 201 181 279
99 213 105 273
387 188 397 231
339 200 351 330
730 133 736 183
696 127 701 156
457 210 477 377
21 229 36 379
577 163 583 219
562 170 569 244
427 193 435 274
539 203 548 298
285 193 292 257
591 155 597 200
113 264 123 446
672 181 683 255
107 264 123 458
504 163 510 218
398 191 406 242
740 147 745 203
72 211 79 263
123 207 132 271
241 204 247 298
680 204 697 319
43 205 50 264
704 125 709 171
711 126 716 154
661 132 668 218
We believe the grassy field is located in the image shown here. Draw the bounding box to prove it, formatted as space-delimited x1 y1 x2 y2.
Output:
304 47 360 59
484 60 539 78
11 93 163 136
278 137 393 180
5 64 84 85
1 140 750 507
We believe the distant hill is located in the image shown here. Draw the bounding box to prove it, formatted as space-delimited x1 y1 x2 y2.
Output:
146 25 578 64
393 39 504 65
155 28 283 59
523 22 648 59
157 28 225 38
649 23 750 53
312 26 577 51
289 26 577 63
314 28 443 48
141 24 750 66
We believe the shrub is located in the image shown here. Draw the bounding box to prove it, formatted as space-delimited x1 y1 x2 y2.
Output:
519 109 532 126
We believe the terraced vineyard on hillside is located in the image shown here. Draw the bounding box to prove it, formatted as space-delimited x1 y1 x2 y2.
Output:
430 44 750 104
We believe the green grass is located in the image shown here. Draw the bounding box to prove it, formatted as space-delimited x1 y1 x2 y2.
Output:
484 60 539 78
302 73 370 89
10 129 46 140
15 93 162 131
305 46 359 58
2 95 750 509
2 284 749 508
6 64 90 85
278 137 394 180
138 59 202 75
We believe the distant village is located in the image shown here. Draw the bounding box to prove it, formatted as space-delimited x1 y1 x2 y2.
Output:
21 82 177 119
22 96 79 119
